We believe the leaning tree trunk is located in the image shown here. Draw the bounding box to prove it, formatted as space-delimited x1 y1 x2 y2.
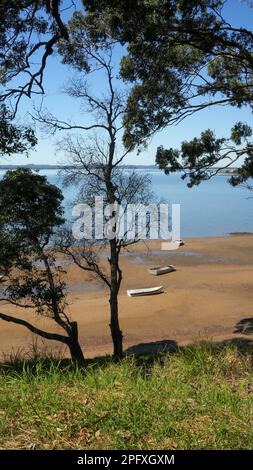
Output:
0 313 85 366
67 321 85 366
109 239 123 361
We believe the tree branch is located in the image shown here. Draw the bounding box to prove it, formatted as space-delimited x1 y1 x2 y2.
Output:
0 311 68 343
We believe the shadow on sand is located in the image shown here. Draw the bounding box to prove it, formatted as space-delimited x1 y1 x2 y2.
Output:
234 317 253 335
125 339 178 356
1 319 253 373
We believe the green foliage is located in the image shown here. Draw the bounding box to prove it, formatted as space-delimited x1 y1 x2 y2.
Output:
230 122 252 145
0 0 69 104
0 168 66 316
84 0 253 183
0 105 37 157
0 1 47 85
84 0 252 146
156 122 253 187
1 343 253 449
57 8 113 72
0 169 84 364
57 11 91 72
0 168 64 247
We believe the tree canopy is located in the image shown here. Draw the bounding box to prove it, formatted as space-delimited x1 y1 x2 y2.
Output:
83 1 252 147
81 1 253 186
0 168 85 364
0 167 65 283
1 2 252 127
1 1 252 182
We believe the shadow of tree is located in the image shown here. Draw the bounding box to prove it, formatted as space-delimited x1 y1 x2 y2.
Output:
125 339 178 356
234 317 253 335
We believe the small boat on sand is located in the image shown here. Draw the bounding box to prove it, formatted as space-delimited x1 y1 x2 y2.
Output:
148 265 176 276
127 286 163 297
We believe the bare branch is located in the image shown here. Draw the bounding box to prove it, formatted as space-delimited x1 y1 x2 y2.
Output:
34 110 109 134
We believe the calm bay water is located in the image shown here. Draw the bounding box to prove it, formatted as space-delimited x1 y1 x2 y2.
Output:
1 168 252 238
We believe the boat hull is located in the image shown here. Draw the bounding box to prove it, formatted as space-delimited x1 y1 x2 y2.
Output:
148 265 176 276
127 286 163 297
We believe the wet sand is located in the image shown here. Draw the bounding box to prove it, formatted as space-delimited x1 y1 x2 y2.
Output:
1 234 253 358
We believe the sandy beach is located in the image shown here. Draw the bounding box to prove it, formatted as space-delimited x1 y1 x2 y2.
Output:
1 234 253 359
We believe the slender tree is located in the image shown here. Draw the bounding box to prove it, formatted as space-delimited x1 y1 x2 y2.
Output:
36 11 153 360
0 169 85 365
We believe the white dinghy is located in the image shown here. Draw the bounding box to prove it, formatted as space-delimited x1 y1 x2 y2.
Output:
148 265 176 276
127 286 163 297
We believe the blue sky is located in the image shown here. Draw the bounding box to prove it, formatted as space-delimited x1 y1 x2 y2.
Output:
8 0 253 166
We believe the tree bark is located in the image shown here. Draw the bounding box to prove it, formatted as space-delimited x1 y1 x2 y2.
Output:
109 239 123 361
67 321 85 366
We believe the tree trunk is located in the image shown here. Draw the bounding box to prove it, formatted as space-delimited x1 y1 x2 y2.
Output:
67 321 85 366
109 239 123 361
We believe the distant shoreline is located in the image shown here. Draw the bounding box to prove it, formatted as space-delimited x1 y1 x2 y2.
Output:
0 164 157 170
0 164 239 175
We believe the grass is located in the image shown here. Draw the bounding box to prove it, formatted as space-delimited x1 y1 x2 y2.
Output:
0 342 253 450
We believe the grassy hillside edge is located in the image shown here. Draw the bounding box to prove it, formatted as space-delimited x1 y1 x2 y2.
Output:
0 342 253 450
